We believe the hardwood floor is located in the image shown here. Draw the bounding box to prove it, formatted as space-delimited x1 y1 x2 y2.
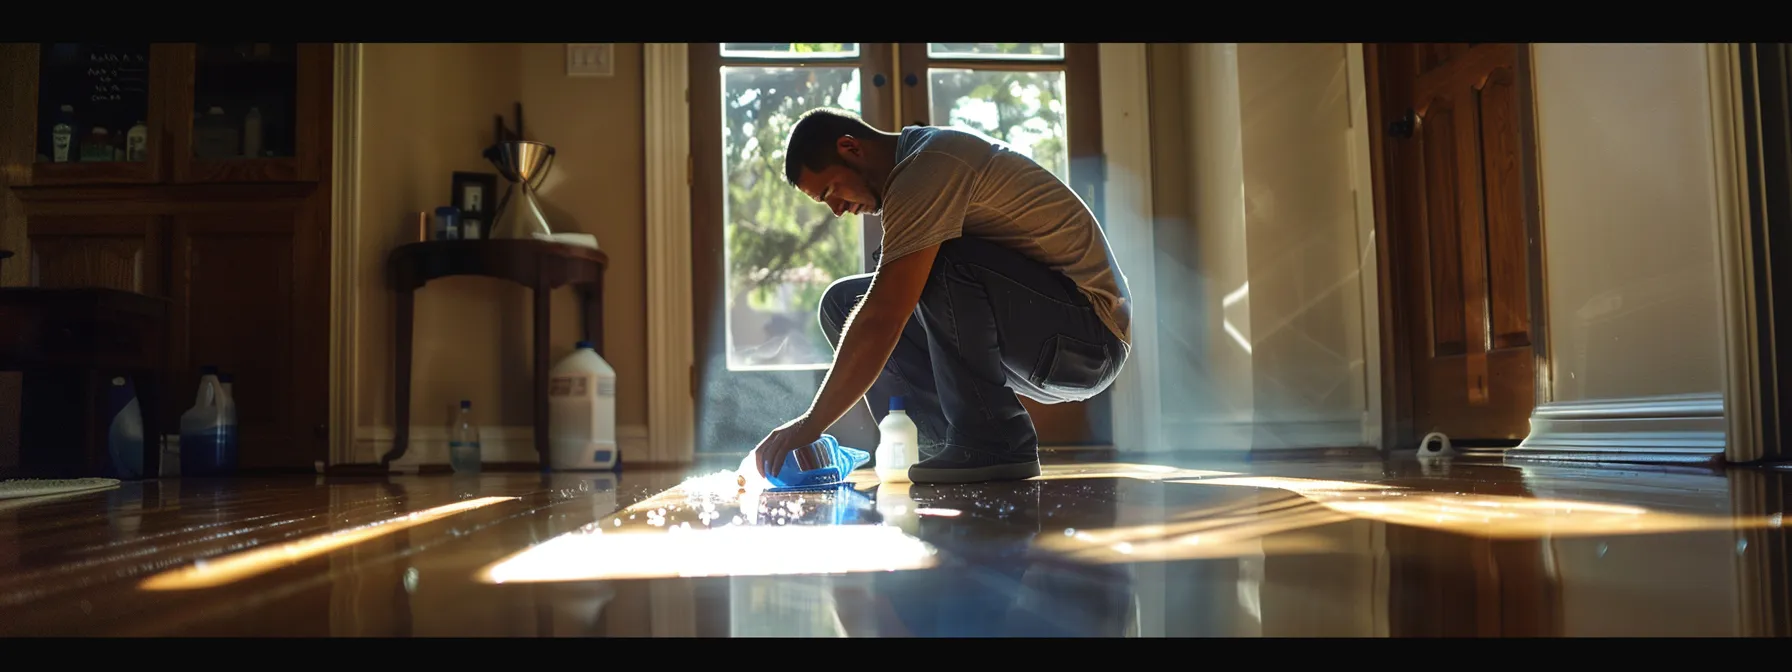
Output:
0 451 1786 636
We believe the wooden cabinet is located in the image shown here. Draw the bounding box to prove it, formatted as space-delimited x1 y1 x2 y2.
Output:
17 43 331 188
2 43 334 472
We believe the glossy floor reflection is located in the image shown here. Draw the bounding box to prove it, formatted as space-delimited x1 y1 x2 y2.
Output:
1 451 1787 636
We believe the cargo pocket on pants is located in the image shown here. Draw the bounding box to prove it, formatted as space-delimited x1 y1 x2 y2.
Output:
1031 334 1111 400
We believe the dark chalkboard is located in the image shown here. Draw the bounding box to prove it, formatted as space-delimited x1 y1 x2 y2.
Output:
36 43 152 163
84 47 149 104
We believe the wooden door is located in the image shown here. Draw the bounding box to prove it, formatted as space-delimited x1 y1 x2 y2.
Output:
169 201 329 471
20 215 169 476
1375 43 1540 444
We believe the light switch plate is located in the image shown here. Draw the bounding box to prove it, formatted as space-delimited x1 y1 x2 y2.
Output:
566 43 613 77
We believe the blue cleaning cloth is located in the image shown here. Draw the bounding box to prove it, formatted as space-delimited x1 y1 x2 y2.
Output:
765 434 870 492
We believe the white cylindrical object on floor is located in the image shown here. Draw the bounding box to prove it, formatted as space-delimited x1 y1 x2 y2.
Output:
548 340 619 470
875 396 919 483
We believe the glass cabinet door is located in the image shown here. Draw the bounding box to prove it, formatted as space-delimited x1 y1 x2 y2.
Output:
31 43 165 184
173 42 328 183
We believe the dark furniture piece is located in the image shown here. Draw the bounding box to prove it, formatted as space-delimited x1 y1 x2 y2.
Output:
3 43 338 472
0 280 169 480
385 239 608 468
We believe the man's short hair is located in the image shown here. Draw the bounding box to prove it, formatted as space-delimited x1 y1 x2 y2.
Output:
783 107 878 186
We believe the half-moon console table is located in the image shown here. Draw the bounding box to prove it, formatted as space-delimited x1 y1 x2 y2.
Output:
385 239 607 469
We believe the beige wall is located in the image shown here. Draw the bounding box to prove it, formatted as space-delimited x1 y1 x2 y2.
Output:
1530 43 1728 403
1145 43 1377 451
354 43 647 458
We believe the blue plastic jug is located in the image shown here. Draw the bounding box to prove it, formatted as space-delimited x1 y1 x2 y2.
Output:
104 376 144 480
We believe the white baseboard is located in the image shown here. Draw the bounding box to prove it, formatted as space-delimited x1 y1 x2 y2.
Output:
1507 393 1726 464
351 424 648 470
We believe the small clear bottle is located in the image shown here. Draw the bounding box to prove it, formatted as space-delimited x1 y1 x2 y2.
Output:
449 400 482 473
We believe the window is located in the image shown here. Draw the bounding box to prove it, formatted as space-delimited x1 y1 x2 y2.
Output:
696 43 889 372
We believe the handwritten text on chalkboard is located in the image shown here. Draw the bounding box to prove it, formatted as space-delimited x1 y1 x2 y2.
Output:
86 51 147 104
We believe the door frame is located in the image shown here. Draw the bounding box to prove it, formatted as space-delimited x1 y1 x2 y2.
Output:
1360 43 1553 453
685 43 897 457
1727 42 1792 465
673 43 1136 457
328 43 363 466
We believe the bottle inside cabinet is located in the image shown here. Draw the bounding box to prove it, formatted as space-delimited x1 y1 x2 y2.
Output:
34 43 152 164
191 43 298 160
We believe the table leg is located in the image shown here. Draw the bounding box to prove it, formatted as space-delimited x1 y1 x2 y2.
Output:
577 280 604 357
136 368 162 479
533 280 551 470
384 289 416 465
18 369 100 478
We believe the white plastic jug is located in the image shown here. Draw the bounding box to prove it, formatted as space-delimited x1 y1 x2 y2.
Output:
179 365 236 476
547 340 618 471
875 396 919 483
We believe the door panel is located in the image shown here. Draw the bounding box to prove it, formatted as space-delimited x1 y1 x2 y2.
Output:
170 203 326 470
1382 43 1536 443
25 215 162 294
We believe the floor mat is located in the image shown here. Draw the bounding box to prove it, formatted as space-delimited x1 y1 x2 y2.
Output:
0 478 122 500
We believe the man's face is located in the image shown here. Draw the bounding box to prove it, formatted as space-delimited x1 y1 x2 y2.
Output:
796 138 881 217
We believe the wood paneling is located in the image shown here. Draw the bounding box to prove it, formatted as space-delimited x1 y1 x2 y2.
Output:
24 215 160 293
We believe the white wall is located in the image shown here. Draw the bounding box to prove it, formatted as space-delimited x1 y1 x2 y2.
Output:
1145 43 1380 452
1531 43 1728 403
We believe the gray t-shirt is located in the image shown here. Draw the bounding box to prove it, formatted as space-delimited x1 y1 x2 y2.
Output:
877 126 1131 344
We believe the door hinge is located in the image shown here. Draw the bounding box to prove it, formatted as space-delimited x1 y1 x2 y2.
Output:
686 153 693 186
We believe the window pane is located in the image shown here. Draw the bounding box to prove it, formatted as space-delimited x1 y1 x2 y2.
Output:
928 68 1069 181
720 66 865 370
721 43 859 59
927 43 1064 60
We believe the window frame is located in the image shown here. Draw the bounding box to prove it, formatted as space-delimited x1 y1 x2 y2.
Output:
685 42 1112 447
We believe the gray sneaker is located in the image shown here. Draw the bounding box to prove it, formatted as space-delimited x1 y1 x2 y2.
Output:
907 444 1041 484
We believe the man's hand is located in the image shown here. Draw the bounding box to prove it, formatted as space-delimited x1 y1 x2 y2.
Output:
753 414 823 478
750 243 941 479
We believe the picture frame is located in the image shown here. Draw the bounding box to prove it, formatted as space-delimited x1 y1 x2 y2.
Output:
450 171 499 239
